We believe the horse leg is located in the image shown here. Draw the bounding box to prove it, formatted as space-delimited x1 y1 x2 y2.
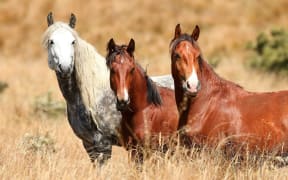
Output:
82 140 112 166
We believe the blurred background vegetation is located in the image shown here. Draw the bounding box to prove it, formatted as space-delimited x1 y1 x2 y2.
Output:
248 29 288 74
1 1 288 178
0 0 287 73
0 81 8 93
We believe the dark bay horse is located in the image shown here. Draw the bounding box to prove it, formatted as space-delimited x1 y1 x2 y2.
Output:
170 24 288 155
106 38 179 156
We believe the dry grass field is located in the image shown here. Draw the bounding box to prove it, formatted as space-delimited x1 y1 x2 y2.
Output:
1 0 288 179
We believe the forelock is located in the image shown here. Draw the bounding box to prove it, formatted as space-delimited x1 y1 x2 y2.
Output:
106 45 129 67
169 34 198 54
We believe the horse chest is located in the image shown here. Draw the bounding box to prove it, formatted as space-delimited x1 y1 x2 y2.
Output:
122 107 167 144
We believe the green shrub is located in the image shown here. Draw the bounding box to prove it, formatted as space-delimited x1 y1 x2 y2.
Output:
0 81 8 93
247 28 288 74
34 92 66 118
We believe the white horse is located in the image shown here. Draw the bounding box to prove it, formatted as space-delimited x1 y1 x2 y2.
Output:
42 12 174 165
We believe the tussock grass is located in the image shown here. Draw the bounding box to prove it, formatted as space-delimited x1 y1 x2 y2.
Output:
2 134 288 179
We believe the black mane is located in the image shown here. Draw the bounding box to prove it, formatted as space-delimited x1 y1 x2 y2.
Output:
143 67 162 106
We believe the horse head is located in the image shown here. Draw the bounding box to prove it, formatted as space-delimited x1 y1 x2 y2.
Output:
106 38 136 111
170 24 202 97
45 12 77 78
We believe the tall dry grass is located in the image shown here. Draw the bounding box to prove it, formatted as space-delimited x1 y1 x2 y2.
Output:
1 0 288 179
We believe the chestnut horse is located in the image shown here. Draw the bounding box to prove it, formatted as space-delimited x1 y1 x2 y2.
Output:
170 24 288 155
106 38 179 156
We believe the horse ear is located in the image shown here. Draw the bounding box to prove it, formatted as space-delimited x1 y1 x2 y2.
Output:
191 25 200 41
107 38 116 53
174 24 181 39
127 38 135 56
47 12 54 27
69 13 76 28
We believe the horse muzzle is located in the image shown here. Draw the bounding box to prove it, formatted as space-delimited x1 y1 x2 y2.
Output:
56 64 73 77
116 98 130 111
182 80 201 97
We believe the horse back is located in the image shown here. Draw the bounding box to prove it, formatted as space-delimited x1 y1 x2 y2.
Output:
236 90 288 150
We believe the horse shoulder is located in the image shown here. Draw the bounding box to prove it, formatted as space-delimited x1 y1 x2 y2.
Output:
185 87 243 138
157 87 177 111
156 87 179 131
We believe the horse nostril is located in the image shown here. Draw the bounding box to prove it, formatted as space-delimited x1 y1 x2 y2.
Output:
186 81 190 89
119 100 127 106
58 64 63 72
116 99 129 111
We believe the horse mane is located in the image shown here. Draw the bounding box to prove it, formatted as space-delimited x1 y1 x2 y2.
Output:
169 34 243 90
106 44 162 106
74 39 110 114
145 72 162 106
42 21 110 127
137 64 162 106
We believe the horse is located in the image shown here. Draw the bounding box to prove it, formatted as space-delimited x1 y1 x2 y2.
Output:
42 12 174 165
169 24 288 156
42 12 122 164
106 38 179 160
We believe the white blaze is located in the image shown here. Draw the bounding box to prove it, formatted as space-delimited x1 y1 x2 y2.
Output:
187 66 199 89
124 88 129 101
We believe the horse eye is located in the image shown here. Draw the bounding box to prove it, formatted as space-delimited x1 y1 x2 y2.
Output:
49 40 54 45
72 40 76 45
130 67 135 74
173 53 180 60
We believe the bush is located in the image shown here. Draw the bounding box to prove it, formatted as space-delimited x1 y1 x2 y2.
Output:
247 28 288 74
19 132 56 154
34 92 66 118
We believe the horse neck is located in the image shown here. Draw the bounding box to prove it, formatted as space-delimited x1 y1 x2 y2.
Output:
56 71 79 103
128 66 149 111
172 65 186 108
173 76 185 107
198 59 226 90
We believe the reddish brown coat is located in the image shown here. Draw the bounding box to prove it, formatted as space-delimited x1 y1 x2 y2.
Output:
170 24 288 154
